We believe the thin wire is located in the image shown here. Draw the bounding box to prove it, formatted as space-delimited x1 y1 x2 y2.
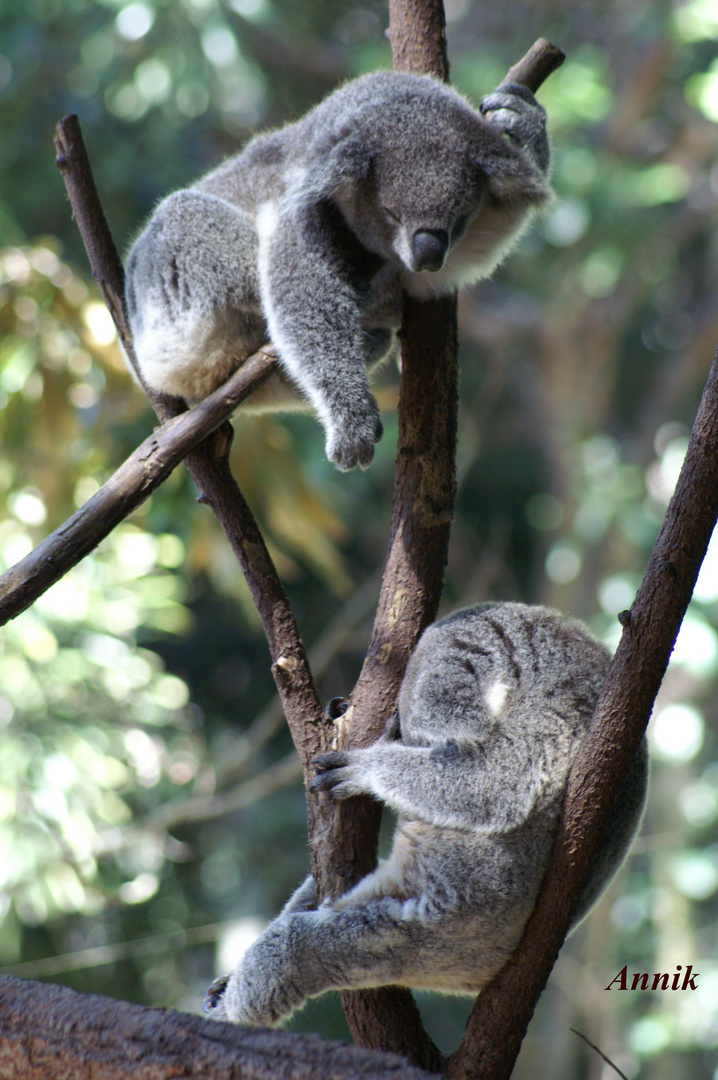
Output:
570 1028 630 1080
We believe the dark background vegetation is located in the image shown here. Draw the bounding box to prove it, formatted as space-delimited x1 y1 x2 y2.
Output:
1 1 718 1077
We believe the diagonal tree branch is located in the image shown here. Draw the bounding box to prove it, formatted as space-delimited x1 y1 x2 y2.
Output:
0 348 277 625
446 359 718 1078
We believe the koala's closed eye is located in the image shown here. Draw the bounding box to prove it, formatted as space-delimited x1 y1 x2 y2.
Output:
382 206 402 224
204 602 647 1029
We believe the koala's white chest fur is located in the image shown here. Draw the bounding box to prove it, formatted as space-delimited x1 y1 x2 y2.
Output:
403 198 539 299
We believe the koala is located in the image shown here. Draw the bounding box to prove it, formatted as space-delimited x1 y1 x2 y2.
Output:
124 72 551 470
204 602 648 1027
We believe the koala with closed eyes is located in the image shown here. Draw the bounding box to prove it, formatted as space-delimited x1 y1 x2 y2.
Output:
204 602 648 1027
124 72 551 470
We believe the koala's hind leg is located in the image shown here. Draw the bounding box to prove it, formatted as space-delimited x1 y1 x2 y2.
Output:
125 190 267 401
205 898 466 1027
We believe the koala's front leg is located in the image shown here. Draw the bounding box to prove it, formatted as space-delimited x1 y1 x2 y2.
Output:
311 740 536 831
257 199 383 471
480 83 550 175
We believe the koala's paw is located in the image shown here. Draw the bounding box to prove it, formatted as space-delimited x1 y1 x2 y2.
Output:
204 973 230 1017
480 83 549 171
325 399 383 471
203 966 279 1027
310 750 366 799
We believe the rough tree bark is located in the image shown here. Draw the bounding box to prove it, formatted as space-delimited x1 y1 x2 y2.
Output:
0 976 439 1080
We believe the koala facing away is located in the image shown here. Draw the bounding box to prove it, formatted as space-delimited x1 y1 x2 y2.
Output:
205 602 648 1027
124 72 551 470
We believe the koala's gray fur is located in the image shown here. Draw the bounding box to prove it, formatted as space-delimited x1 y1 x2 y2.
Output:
204 602 648 1027
124 72 551 469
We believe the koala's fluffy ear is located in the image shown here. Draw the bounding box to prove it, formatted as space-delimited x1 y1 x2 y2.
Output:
298 113 375 202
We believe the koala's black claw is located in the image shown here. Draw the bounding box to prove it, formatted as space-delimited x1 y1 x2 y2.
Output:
325 696 350 720
311 750 348 772
309 766 347 793
204 973 229 1013
310 751 349 794
494 82 540 106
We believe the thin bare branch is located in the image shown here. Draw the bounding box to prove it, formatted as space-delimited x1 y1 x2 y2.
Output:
569 1029 630 1080
55 116 132 364
501 38 565 92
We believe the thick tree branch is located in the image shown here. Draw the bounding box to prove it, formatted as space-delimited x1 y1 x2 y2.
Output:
332 293 459 1069
387 0 450 78
447 351 718 1079
0 976 441 1080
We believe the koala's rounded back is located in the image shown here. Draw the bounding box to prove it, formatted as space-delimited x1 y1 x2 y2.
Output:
398 602 611 752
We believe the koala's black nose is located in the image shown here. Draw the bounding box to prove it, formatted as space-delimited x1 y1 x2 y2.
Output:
411 229 449 272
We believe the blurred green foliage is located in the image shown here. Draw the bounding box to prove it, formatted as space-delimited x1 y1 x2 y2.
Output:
2 1 718 1077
